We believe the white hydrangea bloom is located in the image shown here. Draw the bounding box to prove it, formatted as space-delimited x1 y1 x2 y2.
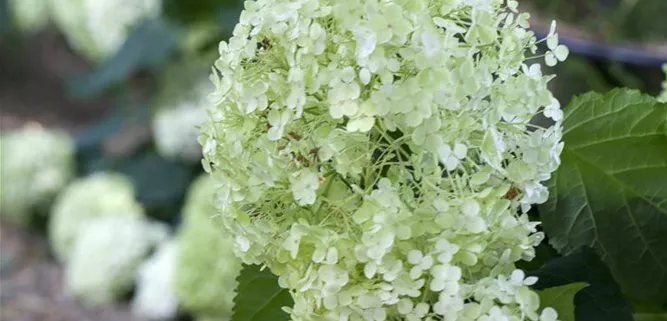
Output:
174 175 242 319
201 1 567 321
65 215 169 307
49 172 144 262
0 127 74 226
8 0 50 32
49 0 161 61
153 81 213 163
658 64 667 103
132 240 179 321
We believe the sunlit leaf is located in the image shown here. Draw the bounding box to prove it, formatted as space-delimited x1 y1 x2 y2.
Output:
537 283 588 321
233 264 293 321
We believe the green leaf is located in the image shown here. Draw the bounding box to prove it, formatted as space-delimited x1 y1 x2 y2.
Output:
634 313 667 321
118 152 195 220
539 89 667 302
163 0 242 25
537 283 588 321
233 264 293 321
67 17 181 99
74 97 151 176
630 299 667 315
527 247 633 321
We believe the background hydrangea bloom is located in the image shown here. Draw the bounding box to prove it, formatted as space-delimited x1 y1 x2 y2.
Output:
153 81 214 163
174 175 242 320
132 240 180 321
201 0 567 320
65 215 169 307
49 172 144 262
8 0 50 33
48 0 161 61
0 127 74 226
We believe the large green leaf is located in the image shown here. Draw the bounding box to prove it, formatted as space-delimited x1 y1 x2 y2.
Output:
233 264 293 321
537 283 588 321
527 247 633 321
539 89 667 302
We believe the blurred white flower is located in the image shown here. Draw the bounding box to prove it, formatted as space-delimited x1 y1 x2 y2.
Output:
49 0 161 61
49 172 144 262
174 175 242 319
0 126 74 226
65 215 169 307
132 240 179 321
152 81 213 163
8 0 50 32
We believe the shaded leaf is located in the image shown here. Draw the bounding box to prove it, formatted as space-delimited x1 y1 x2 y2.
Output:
0 0 10 36
537 283 588 321
118 152 195 216
516 242 561 272
215 1 244 35
75 104 150 151
634 313 667 321
162 0 236 25
233 264 293 321
67 18 181 98
528 247 633 321
539 89 667 302
74 101 150 176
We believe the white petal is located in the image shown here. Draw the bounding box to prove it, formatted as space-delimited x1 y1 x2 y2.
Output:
546 33 558 50
354 27 377 60
554 45 569 61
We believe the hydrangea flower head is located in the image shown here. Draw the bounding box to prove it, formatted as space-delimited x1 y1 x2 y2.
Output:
49 0 161 60
201 1 566 320
49 172 144 262
174 175 242 319
132 240 180 321
0 126 74 226
65 215 169 307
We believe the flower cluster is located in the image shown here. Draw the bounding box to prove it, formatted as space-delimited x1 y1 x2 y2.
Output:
0 126 74 226
153 81 214 163
49 172 144 262
65 215 169 306
201 1 566 320
132 240 180 321
658 64 667 103
174 175 242 320
8 0 50 32
49 0 161 61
